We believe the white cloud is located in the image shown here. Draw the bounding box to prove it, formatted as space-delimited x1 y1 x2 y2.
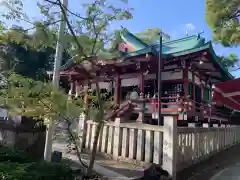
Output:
184 23 196 32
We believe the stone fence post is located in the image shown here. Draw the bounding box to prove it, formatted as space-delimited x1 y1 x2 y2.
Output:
78 112 87 150
113 118 121 160
162 116 177 180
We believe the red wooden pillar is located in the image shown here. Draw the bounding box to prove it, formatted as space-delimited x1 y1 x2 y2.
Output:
200 80 204 102
183 68 189 98
139 73 145 95
200 79 205 120
192 72 196 112
114 74 121 105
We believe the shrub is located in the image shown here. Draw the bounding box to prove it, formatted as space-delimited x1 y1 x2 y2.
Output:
0 146 75 180
0 145 31 163
0 162 74 180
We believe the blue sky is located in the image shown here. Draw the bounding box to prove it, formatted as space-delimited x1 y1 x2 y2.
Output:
2 0 240 77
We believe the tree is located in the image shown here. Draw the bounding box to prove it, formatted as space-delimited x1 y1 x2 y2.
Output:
0 72 89 174
135 28 170 44
51 0 132 174
206 0 240 46
206 0 240 72
1 0 133 176
0 25 58 80
219 53 240 71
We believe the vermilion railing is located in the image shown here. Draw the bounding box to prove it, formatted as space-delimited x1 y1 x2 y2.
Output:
142 97 231 121
108 96 232 122
105 101 135 121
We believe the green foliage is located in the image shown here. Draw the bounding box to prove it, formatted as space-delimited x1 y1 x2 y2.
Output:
0 24 73 80
135 28 170 44
219 53 239 69
206 0 240 46
66 0 133 57
0 0 25 21
1 0 132 175
0 145 74 180
0 145 31 163
0 73 83 122
0 162 74 180
205 0 240 70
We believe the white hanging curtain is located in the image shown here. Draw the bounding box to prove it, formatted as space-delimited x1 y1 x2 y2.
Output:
121 78 139 87
91 82 109 89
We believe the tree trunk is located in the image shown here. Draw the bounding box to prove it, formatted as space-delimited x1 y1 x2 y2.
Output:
86 82 104 176
86 121 103 176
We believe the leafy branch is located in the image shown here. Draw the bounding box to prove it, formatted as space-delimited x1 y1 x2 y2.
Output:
1 0 133 176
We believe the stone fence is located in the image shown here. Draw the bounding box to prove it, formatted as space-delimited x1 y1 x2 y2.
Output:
0 120 46 159
82 116 240 180
177 125 240 171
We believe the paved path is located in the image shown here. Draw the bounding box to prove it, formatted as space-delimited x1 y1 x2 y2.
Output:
53 140 144 179
53 126 144 179
210 165 240 180
177 144 240 180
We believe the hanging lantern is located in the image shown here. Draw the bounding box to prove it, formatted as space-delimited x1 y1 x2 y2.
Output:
181 60 186 68
136 62 141 69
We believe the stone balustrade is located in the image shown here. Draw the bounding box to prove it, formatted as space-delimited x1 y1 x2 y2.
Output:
81 116 240 180
177 125 240 171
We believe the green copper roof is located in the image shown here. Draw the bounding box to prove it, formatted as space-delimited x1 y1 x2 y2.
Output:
159 34 205 54
60 28 233 80
120 31 233 80
120 28 148 50
122 34 206 58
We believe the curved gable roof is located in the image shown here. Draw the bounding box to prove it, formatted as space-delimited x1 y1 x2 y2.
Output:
120 28 233 80
60 28 233 80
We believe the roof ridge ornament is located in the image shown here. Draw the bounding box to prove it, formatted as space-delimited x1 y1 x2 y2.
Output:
197 30 204 39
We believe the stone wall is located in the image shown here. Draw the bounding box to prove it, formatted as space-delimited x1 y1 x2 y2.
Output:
0 120 46 159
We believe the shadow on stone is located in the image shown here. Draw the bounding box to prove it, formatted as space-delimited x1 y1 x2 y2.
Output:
142 163 170 180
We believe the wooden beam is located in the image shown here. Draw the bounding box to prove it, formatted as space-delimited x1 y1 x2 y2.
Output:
164 50 206 65
197 68 219 73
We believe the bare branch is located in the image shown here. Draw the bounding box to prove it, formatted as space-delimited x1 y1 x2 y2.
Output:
24 20 61 32
54 0 92 78
44 0 88 20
